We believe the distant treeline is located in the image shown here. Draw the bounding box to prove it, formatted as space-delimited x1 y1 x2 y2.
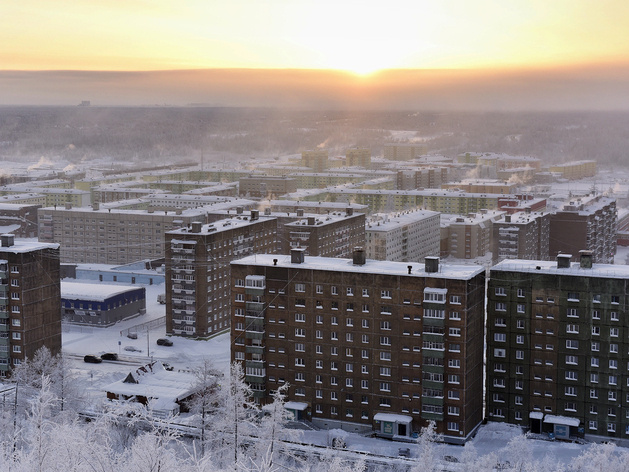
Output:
0 107 627 165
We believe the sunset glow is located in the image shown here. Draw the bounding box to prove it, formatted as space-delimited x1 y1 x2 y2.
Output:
2 0 629 72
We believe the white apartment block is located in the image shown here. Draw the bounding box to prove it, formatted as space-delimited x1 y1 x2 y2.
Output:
365 210 440 262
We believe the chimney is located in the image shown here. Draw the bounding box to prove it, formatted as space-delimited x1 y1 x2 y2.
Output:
579 250 593 269
191 221 203 233
236 206 243 215
353 247 366 266
250 210 259 221
264 208 271 216
92 202 99 211
557 254 572 269
147 207 155 214
505 215 511 223
308 217 315 225
346 207 354 216
65 202 72 210
273 258 278 266
425 256 439 273
1 234 14 247
297 209 304 217
291 248 305 264
407 265 412 274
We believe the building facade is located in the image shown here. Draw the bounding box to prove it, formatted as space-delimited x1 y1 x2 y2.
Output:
231 251 485 443
282 210 365 258
365 211 440 262
0 234 61 375
487 253 629 444
492 211 550 264
165 213 277 337
346 148 371 169
238 176 297 199
38 204 207 264
548 195 616 264
384 144 428 161
301 150 330 173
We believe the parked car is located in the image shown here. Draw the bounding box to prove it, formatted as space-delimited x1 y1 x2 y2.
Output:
398 447 411 458
84 355 102 364
444 455 459 463
127 332 138 339
101 352 118 361
156 338 173 346
124 346 142 352
157 293 166 304
162 362 174 371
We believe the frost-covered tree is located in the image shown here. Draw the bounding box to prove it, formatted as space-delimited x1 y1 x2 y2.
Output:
570 442 629 472
187 358 221 456
411 420 442 472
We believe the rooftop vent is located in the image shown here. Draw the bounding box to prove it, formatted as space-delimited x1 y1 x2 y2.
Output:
291 248 305 264
92 202 99 211
264 208 271 216
346 207 354 216
191 221 203 233
236 206 243 215
1 234 14 248
557 254 572 269
505 215 511 223
579 250 593 269
425 256 439 273
308 217 315 226
250 210 259 221
353 247 366 266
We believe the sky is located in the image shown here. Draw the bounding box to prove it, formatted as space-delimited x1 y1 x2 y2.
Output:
2 0 629 108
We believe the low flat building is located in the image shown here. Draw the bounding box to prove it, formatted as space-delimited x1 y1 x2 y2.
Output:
239 176 297 199
61 282 146 326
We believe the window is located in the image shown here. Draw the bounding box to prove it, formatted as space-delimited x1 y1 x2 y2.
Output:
517 288 524 297
517 304 525 313
495 302 506 311
494 333 506 342
331 286 338 295
565 371 577 381
12 346 21 353
449 328 461 337
565 386 576 396
10 293 19 300
448 359 461 368
362 289 369 297
567 292 579 301
609 392 617 401
591 342 600 352
331 332 338 340
315 360 323 368
612 295 620 304
380 367 391 376
494 348 506 358
591 357 599 367
610 359 618 369
592 326 600 335
611 312 619 321
316 285 323 294
316 330 323 339
591 373 599 383
516 350 524 360
380 352 391 361
565 402 577 412
592 310 600 320
611 327 619 337
449 344 460 352
590 389 598 399
448 391 460 400
515 380 523 390
609 375 618 386
380 321 391 330
295 358 305 367
567 308 578 318
11 319 20 327
516 319 525 329
346 333 354 342
380 336 390 346
295 328 305 337
295 313 305 322
380 382 391 392
495 287 506 296
450 295 461 304
610 344 619 354
380 290 391 299
447 422 459 431
361 380 368 389
516 335 524 344
449 311 461 320
566 340 578 349
566 324 579 334
295 283 305 292
589 421 598 430
566 355 578 365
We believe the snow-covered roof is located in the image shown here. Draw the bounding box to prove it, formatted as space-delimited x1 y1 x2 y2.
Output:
492 259 629 280
529 412 544 419
232 254 484 281
61 281 144 302
284 401 308 411
104 362 198 407
0 239 59 254
374 413 412 424
543 415 580 427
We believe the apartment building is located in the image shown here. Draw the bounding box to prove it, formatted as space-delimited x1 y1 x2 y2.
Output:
239 176 298 199
440 211 505 260
384 143 428 161
492 211 550 264
397 168 449 190
346 148 371 169
0 203 40 238
282 209 365 257
548 195 616 263
231 251 486 444
548 160 597 180
487 253 629 444
301 150 330 173
365 210 440 262
0 234 61 376
165 212 277 337
38 203 208 264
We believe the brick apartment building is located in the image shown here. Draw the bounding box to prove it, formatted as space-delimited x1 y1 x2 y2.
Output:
0 234 61 375
487 252 629 444
231 250 485 444
165 212 277 337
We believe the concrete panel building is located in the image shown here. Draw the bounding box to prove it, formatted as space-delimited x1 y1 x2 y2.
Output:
231 251 486 443
365 210 440 262
239 176 297 199
384 144 428 161
345 148 371 169
492 211 551 264
301 150 330 173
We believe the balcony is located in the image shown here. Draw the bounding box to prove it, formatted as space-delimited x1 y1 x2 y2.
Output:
245 345 265 355
0 325 8 332
245 331 265 340
246 301 264 312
